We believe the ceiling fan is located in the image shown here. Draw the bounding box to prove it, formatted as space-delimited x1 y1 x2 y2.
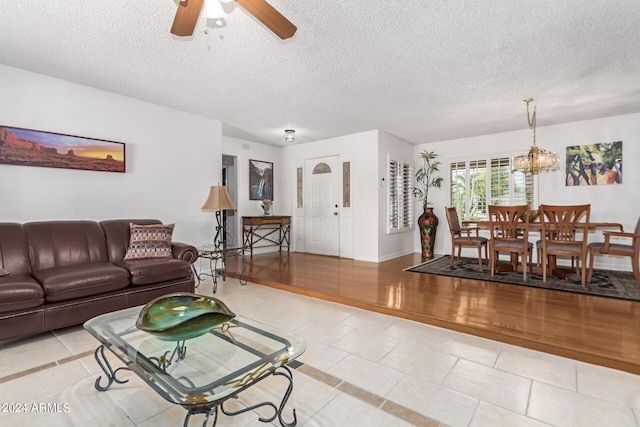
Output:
171 0 297 39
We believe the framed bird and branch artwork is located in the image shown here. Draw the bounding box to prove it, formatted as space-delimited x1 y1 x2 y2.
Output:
565 141 622 186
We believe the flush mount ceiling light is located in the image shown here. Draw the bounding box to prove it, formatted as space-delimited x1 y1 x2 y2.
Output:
511 99 560 175
284 129 295 142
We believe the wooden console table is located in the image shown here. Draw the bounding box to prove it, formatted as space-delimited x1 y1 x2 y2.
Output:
242 216 291 257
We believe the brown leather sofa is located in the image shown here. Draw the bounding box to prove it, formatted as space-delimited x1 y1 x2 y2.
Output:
0 219 197 342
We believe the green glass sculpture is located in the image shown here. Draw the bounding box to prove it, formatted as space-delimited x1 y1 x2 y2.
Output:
136 293 236 341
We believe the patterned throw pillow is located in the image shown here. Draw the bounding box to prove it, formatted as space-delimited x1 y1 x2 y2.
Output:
123 223 175 260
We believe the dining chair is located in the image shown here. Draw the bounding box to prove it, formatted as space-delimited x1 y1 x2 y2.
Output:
587 216 640 284
445 207 489 271
488 205 533 280
539 204 591 287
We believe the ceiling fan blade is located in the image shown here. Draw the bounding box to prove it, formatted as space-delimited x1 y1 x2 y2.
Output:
236 0 297 39
171 0 205 36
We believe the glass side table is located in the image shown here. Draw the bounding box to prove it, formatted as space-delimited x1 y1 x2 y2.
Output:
195 245 247 293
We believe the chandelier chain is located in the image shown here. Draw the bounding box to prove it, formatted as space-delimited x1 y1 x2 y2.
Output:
525 99 537 146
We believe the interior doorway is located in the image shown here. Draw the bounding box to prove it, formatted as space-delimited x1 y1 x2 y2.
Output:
222 155 238 247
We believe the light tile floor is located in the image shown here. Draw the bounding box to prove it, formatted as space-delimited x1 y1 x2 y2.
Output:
1 277 639 427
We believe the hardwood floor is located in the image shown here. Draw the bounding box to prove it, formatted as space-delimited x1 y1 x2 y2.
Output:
225 252 640 375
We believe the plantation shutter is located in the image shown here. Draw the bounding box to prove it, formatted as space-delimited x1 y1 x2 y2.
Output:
490 157 511 205
388 159 414 232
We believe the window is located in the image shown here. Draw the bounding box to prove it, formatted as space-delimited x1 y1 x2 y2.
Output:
490 157 511 205
388 158 414 233
312 163 331 174
296 167 303 208
342 161 351 208
450 161 467 217
490 157 532 206
469 160 487 220
451 156 534 220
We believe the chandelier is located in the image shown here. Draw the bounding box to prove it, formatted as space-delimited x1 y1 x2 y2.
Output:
512 99 559 174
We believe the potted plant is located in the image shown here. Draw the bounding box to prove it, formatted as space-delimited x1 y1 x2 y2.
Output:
412 150 443 259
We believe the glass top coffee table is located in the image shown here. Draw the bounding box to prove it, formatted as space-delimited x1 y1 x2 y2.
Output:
84 305 306 426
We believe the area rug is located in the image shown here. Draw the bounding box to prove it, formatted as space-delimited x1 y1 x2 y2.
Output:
406 256 640 302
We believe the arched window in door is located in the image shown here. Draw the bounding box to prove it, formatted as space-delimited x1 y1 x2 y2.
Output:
312 163 331 174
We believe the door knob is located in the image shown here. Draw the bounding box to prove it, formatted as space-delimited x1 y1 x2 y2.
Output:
334 212 338 216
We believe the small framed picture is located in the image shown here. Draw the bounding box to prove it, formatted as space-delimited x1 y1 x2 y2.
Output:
249 159 273 200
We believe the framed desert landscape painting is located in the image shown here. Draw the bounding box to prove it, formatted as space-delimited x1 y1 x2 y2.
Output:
0 126 126 173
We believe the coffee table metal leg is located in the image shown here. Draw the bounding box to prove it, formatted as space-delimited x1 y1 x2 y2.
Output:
93 345 130 391
273 365 297 427
209 257 219 293
219 365 297 427
184 405 219 427
192 264 202 288
148 340 187 372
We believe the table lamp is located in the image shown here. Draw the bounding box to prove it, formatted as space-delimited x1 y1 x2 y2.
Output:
201 185 236 249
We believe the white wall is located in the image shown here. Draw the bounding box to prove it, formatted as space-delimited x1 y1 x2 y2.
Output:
0 65 221 246
222 136 281 248
280 130 380 261
8 64 635 270
378 131 415 261
415 112 640 271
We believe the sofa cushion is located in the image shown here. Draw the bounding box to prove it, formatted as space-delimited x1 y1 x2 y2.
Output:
118 258 192 286
0 275 45 313
0 223 32 275
124 223 175 260
33 262 130 303
24 221 109 271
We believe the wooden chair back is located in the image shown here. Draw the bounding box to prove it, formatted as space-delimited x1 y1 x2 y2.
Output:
445 206 488 270
445 207 462 237
488 205 530 242
488 205 531 280
540 204 591 249
539 204 591 286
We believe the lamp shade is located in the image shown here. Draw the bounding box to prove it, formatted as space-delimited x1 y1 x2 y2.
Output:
201 186 236 211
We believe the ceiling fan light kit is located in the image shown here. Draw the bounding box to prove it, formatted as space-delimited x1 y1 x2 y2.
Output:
171 0 297 39
205 0 224 18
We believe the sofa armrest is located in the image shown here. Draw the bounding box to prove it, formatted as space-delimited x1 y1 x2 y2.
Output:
172 242 198 264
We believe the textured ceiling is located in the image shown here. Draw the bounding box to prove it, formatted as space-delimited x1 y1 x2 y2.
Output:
1 0 639 146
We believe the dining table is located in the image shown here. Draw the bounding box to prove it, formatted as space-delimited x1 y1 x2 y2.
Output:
461 220 623 233
460 219 624 279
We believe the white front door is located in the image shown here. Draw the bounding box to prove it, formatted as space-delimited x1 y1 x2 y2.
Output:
305 156 340 256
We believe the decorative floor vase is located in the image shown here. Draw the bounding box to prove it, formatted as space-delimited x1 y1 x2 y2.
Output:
418 207 438 260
